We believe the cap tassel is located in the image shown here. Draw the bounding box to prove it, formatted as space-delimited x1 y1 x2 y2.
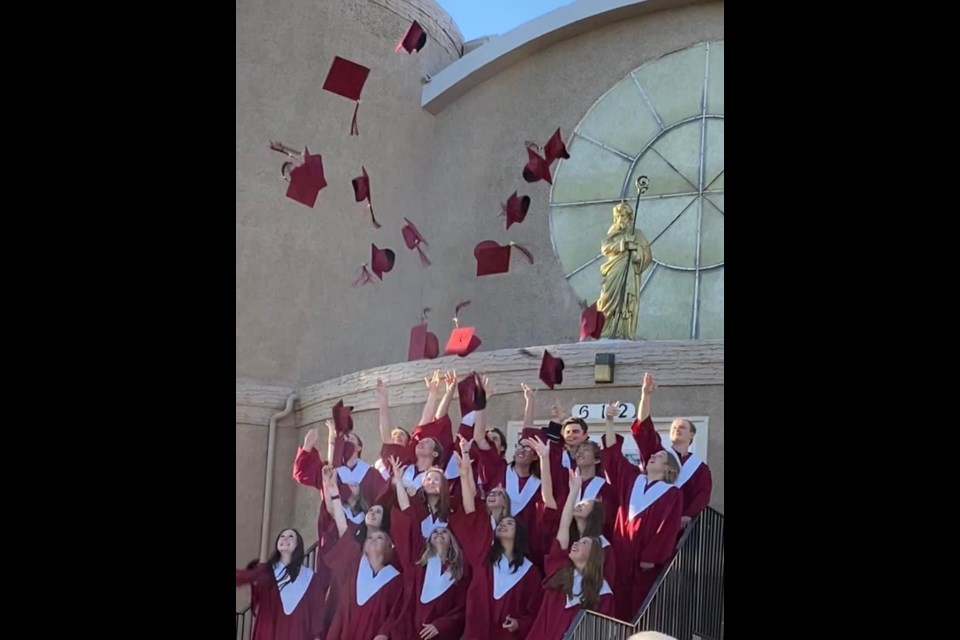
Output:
353 264 374 287
510 242 534 264
367 202 381 229
350 101 360 136
416 245 431 267
453 299 471 327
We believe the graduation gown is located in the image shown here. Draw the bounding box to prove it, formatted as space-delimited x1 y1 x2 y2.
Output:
451 505 543 640
392 506 471 640
630 416 713 519
474 445 549 568
538 506 617 589
601 435 683 620
236 562 326 640
322 534 406 640
525 540 615 640
378 414 463 498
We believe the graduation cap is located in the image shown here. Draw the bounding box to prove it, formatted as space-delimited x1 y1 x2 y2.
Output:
323 56 370 136
539 350 565 390
580 301 606 341
352 167 381 229
397 20 427 54
370 244 395 280
520 426 547 443
500 192 531 229
544 421 564 443
408 308 440 361
332 435 356 467
543 128 571 164
522 146 553 184
474 241 534 277
402 217 430 266
445 300 482 357
273 145 327 208
457 373 478 418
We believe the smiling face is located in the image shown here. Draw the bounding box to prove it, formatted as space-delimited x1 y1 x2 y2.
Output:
391 428 410 446
562 419 588 448
486 487 507 511
572 499 594 518
646 450 670 474
513 441 535 464
363 531 392 563
415 437 440 461
422 469 444 495
575 441 600 468
495 516 517 541
568 536 594 564
276 529 298 554
365 505 384 528
429 526 452 551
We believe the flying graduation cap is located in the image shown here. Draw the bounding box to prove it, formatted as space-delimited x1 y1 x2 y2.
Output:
323 56 370 136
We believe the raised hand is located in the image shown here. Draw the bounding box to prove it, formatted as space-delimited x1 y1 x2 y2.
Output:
424 370 441 394
642 372 656 395
376 378 388 405
521 383 536 401
444 370 457 392
303 427 320 451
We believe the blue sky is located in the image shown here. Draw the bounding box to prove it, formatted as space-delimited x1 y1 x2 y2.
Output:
436 0 575 41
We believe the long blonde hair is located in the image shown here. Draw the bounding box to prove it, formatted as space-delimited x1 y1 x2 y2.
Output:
416 526 465 582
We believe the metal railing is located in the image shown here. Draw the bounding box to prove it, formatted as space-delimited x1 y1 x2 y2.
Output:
563 507 724 640
236 541 319 640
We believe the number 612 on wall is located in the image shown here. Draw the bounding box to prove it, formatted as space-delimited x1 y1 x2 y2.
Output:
571 403 636 421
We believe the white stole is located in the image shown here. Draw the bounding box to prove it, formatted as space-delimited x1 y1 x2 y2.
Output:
578 476 606 502
564 570 613 608
461 411 476 427
403 459 459 491
492 555 533 600
421 514 449 539
337 459 371 485
274 563 314 615
420 556 456 603
561 450 574 469
355 555 400 605
627 477 672 521
506 466 541 515
343 505 365 525
665 449 704 489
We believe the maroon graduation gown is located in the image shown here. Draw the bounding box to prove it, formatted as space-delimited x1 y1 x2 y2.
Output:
630 416 713 519
322 534 407 640
525 540 615 640
474 445 549 568
451 505 543 640
236 562 326 640
391 506 471 640
601 434 683 620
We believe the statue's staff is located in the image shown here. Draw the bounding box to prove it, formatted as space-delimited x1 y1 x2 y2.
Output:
613 176 651 323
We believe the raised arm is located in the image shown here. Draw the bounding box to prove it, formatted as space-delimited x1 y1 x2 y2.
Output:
435 370 457 420
631 374 665 462
556 470 582 550
522 383 536 429
325 419 336 466
472 375 492 450
420 370 441 426
638 371 654 422
293 427 325 488
321 466 349 538
376 378 392 443
527 435 556 510
456 446 477 513
389 456 411 512
603 399 618 447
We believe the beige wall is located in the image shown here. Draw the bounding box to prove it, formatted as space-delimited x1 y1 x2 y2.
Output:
236 0 724 387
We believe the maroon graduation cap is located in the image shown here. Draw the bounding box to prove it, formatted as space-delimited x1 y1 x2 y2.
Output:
474 241 534 277
352 167 381 229
331 399 356 466
445 300 482 357
397 20 427 54
323 56 370 136
522 146 553 184
270 142 327 208
401 217 430 266
370 244 395 280
543 128 571 164
539 350 565 390
408 308 440 361
580 301 606 341
500 192 531 229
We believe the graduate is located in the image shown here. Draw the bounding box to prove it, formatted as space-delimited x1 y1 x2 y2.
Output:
525 471 615 640
319 467 406 640
456 444 543 640
630 373 713 527
389 457 471 640
235 528 326 640
601 400 683 620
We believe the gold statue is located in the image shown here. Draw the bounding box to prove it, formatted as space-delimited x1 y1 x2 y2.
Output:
596 201 653 339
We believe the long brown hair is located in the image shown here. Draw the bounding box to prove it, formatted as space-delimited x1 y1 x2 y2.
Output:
545 537 605 610
416 526 465 581
417 467 452 519
569 499 604 543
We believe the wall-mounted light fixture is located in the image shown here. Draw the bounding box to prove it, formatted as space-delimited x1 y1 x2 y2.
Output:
595 353 615 384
